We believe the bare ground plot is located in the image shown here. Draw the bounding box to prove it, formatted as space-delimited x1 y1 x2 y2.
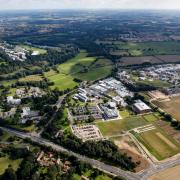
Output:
134 129 179 160
150 165 180 180
118 55 180 66
156 55 180 63
153 97 180 121
111 135 149 172
148 90 169 100
118 56 162 66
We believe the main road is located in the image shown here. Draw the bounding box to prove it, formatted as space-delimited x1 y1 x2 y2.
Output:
1 127 180 180
0 126 140 180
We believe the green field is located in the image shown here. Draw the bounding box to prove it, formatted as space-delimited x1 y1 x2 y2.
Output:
0 156 22 175
143 113 158 122
19 44 47 55
97 116 148 137
45 51 113 90
114 41 180 56
133 129 180 160
130 74 172 88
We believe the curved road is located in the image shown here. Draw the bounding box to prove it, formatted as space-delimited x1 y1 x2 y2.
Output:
1 127 180 180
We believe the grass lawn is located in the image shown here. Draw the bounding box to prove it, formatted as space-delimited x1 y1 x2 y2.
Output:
143 113 158 122
8 88 17 96
0 156 22 175
19 44 47 55
119 109 130 118
11 124 36 132
18 74 44 82
48 73 78 91
75 65 112 81
133 129 179 160
45 51 113 90
97 116 148 137
0 79 17 87
96 175 112 180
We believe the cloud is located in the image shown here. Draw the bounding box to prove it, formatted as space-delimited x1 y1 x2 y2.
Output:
0 0 180 10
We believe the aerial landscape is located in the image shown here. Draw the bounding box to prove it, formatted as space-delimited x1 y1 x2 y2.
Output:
0 0 180 180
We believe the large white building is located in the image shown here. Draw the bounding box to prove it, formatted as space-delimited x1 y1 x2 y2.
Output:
133 100 151 114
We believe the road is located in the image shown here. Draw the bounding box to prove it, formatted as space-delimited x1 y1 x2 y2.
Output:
1 127 180 180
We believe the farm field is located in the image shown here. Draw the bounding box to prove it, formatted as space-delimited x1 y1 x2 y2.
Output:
45 51 113 90
0 156 22 175
97 116 148 137
133 129 179 160
150 164 180 180
152 97 180 121
119 55 180 66
18 74 44 82
105 41 180 56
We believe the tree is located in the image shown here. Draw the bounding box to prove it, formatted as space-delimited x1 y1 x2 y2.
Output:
1 166 17 180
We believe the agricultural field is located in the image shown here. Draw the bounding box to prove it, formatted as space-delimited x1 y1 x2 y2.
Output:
152 96 180 121
133 128 180 160
0 156 22 175
19 44 47 55
97 116 148 137
118 55 180 66
103 41 180 56
150 164 180 180
45 51 113 90
18 74 44 82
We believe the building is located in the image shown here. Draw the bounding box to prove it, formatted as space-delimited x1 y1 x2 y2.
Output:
112 96 127 107
21 107 39 119
99 104 119 119
133 100 151 114
7 96 21 105
74 93 88 102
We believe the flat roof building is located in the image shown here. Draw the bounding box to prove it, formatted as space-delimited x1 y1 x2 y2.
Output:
133 100 151 114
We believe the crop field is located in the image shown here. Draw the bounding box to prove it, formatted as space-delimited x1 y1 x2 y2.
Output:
45 51 113 90
153 97 180 121
0 156 22 175
108 41 180 56
18 74 44 82
150 165 180 180
97 116 148 137
119 55 180 66
134 129 179 160
19 44 47 54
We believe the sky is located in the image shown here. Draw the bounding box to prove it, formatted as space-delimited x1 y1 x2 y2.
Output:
0 0 180 10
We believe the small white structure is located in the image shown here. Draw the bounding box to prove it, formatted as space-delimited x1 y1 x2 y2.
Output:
7 96 21 105
21 107 31 118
